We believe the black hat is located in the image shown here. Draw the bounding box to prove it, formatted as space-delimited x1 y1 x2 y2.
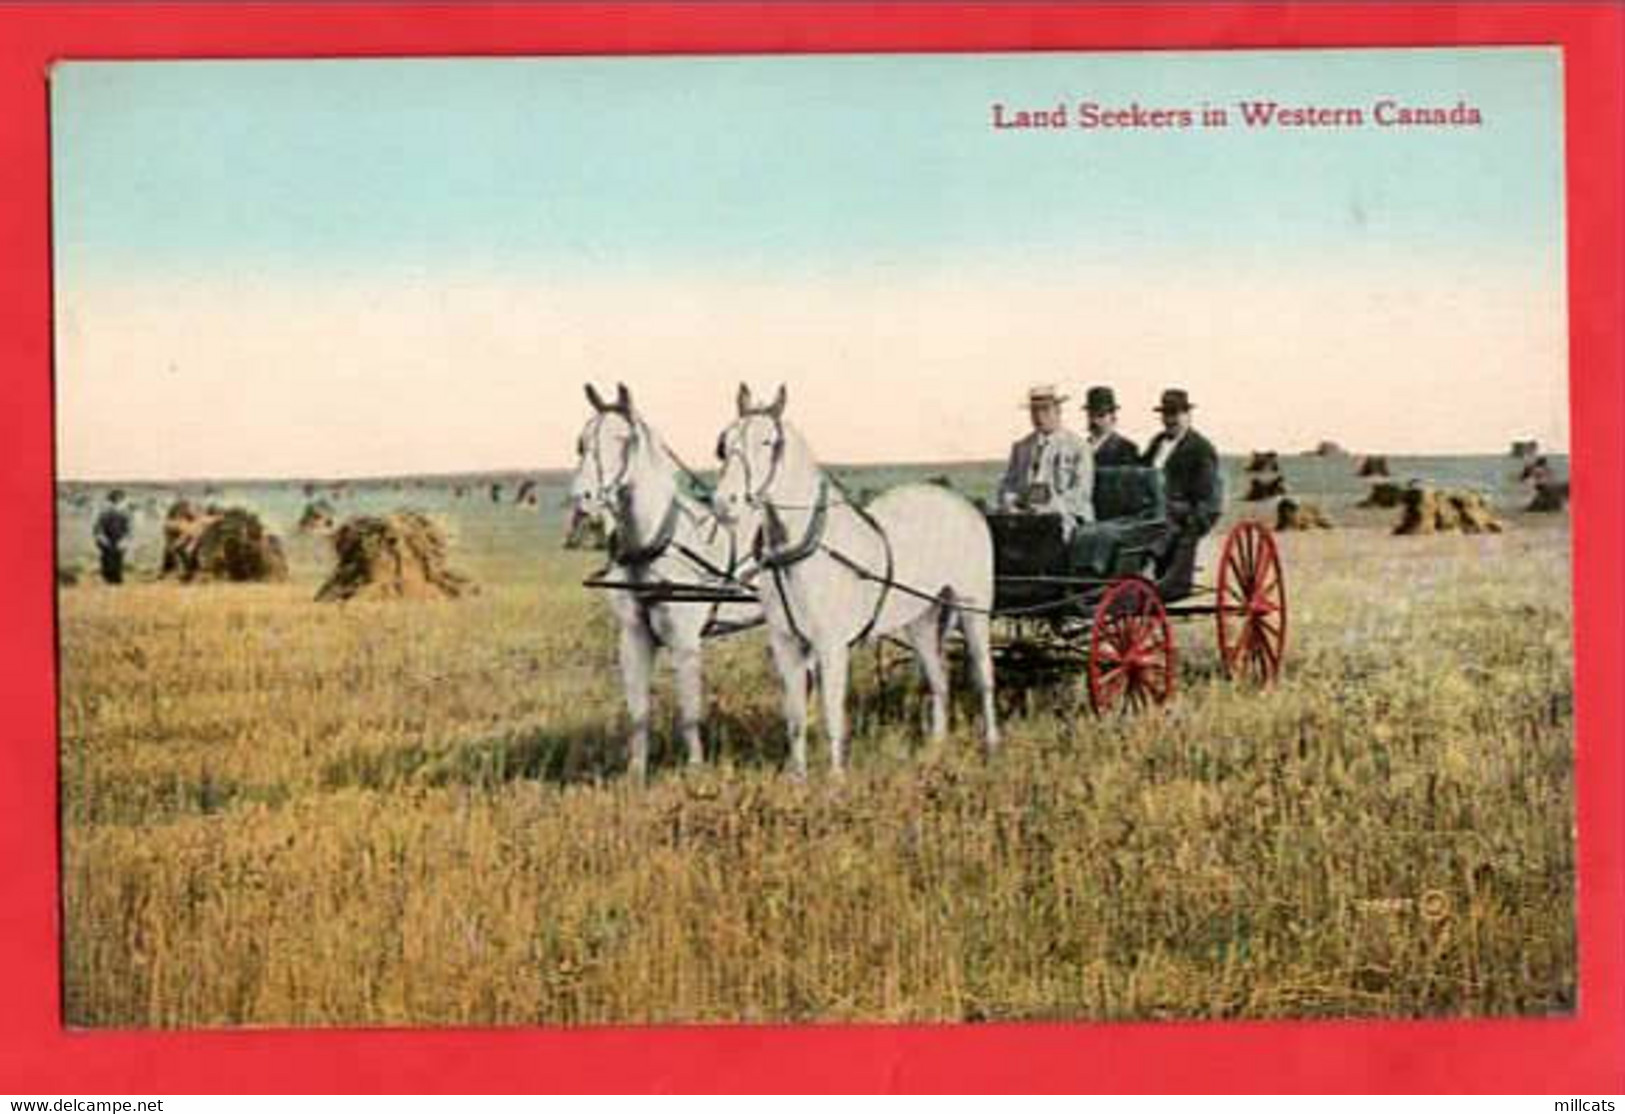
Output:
1085 386 1119 414
1154 388 1195 414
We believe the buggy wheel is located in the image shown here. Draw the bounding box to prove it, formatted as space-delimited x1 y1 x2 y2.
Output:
1216 520 1288 684
1087 577 1176 715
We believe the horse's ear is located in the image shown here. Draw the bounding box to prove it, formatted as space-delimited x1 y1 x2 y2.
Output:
615 382 632 415
737 383 753 416
767 384 787 418
584 383 607 412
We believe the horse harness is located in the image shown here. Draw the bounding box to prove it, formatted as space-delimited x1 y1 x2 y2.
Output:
584 415 749 646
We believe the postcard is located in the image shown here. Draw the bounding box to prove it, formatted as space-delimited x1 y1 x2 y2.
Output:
49 46 1575 1032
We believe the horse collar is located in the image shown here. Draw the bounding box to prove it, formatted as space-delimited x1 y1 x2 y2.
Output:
612 495 683 567
758 479 829 570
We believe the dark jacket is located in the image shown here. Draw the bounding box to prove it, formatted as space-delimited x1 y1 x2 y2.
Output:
1092 431 1141 468
94 507 132 550
1142 428 1223 533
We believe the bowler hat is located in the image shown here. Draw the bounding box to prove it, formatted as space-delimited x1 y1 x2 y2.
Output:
1154 388 1195 413
1022 383 1069 407
1085 386 1119 414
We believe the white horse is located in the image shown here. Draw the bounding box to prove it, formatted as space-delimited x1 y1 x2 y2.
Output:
712 384 999 778
567 383 758 781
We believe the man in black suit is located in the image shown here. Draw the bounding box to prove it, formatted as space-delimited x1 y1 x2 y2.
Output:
1141 388 1223 599
1084 386 1141 467
93 488 133 585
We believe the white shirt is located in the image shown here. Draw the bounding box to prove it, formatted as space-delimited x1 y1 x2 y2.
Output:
1152 429 1186 470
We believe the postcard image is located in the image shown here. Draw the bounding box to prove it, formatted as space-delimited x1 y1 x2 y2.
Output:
51 47 1572 1027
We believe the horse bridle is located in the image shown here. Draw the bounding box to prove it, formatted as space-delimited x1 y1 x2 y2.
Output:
579 412 743 582
578 412 638 508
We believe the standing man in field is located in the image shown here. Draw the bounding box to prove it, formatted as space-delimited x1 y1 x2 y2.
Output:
997 384 1094 536
1084 385 1141 467
1141 389 1222 599
93 488 133 586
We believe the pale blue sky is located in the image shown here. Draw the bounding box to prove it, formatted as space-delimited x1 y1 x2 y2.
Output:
53 49 1562 279
50 49 1569 478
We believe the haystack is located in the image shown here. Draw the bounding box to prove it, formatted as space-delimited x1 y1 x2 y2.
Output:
1309 440 1347 457
1276 498 1332 531
1244 474 1286 501
189 508 289 582
1394 487 1504 536
298 500 337 534
1510 439 1539 460
1527 481 1570 513
1357 455 1390 478
1359 482 1408 509
316 512 473 602
1245 451 1280 473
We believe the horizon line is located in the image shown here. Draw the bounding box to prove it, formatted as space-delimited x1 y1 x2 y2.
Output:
54 446 1570 487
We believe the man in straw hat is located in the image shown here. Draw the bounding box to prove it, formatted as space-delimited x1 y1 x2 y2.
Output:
997 384 1095 536
1141 388 1223 599
1084 385 1141 467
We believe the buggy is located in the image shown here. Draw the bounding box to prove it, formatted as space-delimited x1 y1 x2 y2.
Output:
985 465 1287 713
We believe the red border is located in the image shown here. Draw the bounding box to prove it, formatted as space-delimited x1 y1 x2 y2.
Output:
2 3 1620 1094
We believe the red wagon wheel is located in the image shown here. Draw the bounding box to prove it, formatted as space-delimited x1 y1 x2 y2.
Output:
1215 520 1288 684
1087 577 1176 715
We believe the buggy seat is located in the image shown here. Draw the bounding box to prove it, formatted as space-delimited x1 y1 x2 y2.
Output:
987 467 1168 613
1068 466 1168 578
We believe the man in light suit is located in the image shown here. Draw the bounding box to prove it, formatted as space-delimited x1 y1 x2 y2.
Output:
1140 388 1223 599
1084 386 1141 467
997 384 1094 536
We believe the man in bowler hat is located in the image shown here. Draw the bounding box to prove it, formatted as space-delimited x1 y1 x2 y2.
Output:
1084 386 1140 466
1141 389 1222 599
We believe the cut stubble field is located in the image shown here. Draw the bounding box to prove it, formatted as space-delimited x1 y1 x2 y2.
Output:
58 491 1575 1026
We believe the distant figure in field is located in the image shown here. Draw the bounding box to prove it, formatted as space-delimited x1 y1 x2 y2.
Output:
93 489 133 585
1141 389 1222 600
1084 386 1140 467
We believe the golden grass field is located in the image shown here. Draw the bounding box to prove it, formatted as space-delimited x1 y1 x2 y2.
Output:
57 475 1575 1026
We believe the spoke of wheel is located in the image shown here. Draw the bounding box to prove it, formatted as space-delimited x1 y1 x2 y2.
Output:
1098 666 1129 706
1251 558 1279 601
1255 626 1282 675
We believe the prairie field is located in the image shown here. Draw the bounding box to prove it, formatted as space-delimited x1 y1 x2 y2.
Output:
56 457 1575 1026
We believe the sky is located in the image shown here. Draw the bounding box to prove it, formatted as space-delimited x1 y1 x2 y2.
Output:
51 48 1567 479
